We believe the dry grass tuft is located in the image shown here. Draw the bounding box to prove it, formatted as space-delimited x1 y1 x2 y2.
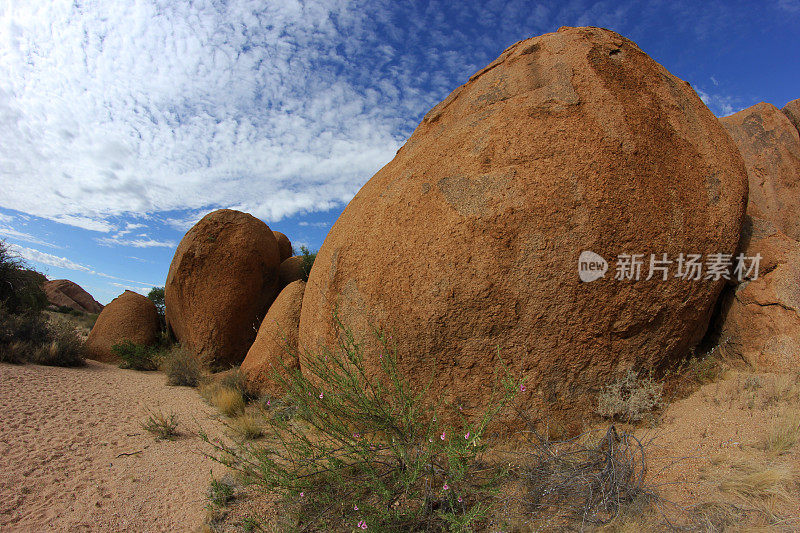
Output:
598 370 663 422
229 412 264 440
201 383 246 418
719 462 792 503
161 346 204 387
763 409 800 455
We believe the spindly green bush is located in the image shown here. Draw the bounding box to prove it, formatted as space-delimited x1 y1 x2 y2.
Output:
202 314 520 532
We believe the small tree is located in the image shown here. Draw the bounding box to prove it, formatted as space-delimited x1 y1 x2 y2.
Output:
298 245 316 282
147 286 166 330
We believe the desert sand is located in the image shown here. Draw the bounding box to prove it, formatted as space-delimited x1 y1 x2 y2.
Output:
0 360 226 532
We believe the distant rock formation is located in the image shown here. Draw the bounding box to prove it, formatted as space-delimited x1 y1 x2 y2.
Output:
165 209 281 369
85 290 160 362
43 279 103 314
720 102 800 241
299 26 748 427
241 280 305 396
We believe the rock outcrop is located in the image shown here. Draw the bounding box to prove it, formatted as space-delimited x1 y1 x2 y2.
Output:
165 209 281 368
278 256 305 287
43 279 103 314
85 290 160 362
720 102 800 240
718 216 800 371
299 26 748 426
782 98 800 134
241 280 306 396
273 231 293 263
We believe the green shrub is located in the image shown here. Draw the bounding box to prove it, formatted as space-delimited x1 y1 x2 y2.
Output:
298 245 316 282
112 341 159 371
0 307 85 366
208 475 236 507
161 346 203 386
202 314 520 532
141 407 179 440
30 321 86 367
597 369 663 422
0 241 48 314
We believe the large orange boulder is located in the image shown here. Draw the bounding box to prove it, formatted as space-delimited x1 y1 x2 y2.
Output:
273 231 293 263
85 290 160 362
165 209 281 368
717 216 800 371
241 280 305 396
299 27 747 426
43 279 103 314
720 102 800 240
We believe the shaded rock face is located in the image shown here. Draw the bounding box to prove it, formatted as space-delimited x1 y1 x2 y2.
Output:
278 256 305 288
241 280 305 396
44 279 103 314
299 26 748 426
720 102 800 241
273 231 293 263
165 209 281 368
782 98 800 134
85 290 160 362
718 216 800 371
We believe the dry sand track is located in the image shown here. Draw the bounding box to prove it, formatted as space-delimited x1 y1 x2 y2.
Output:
0 360 227 532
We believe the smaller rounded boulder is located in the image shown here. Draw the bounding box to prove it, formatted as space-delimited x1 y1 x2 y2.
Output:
85 290 161 362
273 231 293 263
241 280 305 396
278 256 305 287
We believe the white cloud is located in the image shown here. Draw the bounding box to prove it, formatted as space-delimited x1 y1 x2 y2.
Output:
7 243 93 272
0 0 410 230
697 88 741 117
0 225 59 248
0 213 13 223
97 235 176 248
8 242 159 287
298 221 330 228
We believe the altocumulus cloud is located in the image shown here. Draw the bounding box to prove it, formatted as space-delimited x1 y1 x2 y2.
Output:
0 0 427 232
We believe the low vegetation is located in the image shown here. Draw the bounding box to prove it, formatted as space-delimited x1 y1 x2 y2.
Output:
141 407 180 440
202 316 534 532
0 239 87 367
161 346 204 386
597 369 663 422
112 340 160 371
201 382 246 418
763 409 800 455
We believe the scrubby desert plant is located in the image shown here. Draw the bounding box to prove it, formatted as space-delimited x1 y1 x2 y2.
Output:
208 475 236 507
497 424 656 530
141 407 179 440
220 368 257 403
161 346 203 386
598 370 663 422
112 340 159 371
202 314 520 532
30 320 86 367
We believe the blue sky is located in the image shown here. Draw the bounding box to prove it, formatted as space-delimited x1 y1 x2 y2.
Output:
1 0 798 304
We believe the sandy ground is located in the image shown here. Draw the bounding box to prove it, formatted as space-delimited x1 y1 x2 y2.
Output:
638 371 800 529
0 360 227 532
